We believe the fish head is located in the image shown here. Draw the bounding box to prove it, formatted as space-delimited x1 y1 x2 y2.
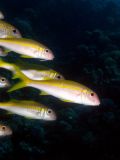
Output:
76 89 100 106
38 47 54 60
0 76 10 88
44 108 57 121
10 28 22 38
0 23 22 38
36 108 57 121
0 125 12 136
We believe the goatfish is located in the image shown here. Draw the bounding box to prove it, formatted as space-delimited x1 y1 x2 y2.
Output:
8 71 100 106
0 124 12 136
0 20 22 38
0 59 64 80
0 38 54 60
0 100 56 121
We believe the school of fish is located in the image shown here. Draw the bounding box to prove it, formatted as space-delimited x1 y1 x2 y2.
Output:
0 11 100 136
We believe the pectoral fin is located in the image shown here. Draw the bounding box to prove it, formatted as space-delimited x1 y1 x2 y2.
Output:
6 111 12 115
60 99 72 103
39 59 47 61
39 91 49 96
4 49 11 54
21 55 32 58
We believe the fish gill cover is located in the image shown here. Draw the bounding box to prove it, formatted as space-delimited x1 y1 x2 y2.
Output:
0 0 119 160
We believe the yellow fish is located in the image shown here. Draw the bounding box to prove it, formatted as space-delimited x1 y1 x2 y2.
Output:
8 71 100 106
0 20 22 38
0 59 64 80
0 124 12 136
0 100 56 121
0 38 54 60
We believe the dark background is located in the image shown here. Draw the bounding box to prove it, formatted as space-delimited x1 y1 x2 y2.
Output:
0 0 120 160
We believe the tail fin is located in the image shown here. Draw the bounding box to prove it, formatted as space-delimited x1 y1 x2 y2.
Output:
12 65 30 81
8 66 31 93
7 81 26 92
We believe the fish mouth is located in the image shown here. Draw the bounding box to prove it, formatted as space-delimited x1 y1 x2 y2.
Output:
46 53 55 60
95 97 101 106
92 100 100 106
51 113 57 121
96 101 100 106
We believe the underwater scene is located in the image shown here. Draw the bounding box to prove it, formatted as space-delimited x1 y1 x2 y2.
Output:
0 0 120 159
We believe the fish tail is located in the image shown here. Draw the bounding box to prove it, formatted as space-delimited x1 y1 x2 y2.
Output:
8 67 31 92
7 81 27 92
12 65 30 81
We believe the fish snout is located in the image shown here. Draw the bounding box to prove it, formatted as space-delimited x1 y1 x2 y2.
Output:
92 94 100 106
52 113 57 121
94 98 100 106
49 109 57 121
47 52 54 60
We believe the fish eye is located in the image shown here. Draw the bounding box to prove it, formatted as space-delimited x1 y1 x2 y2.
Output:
90 92 94 96
47 109 52 114
56 75 61 79
45 49 49 52
2 126 6 131
13 29 17 34
0 77 6 82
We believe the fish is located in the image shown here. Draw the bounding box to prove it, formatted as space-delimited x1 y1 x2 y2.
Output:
0 100 56 121
0 59 64 80
8 71 100 106
0 76 10 88
0 20 22 38
0 11 4 20
0 124 12 136
0 38 54 60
